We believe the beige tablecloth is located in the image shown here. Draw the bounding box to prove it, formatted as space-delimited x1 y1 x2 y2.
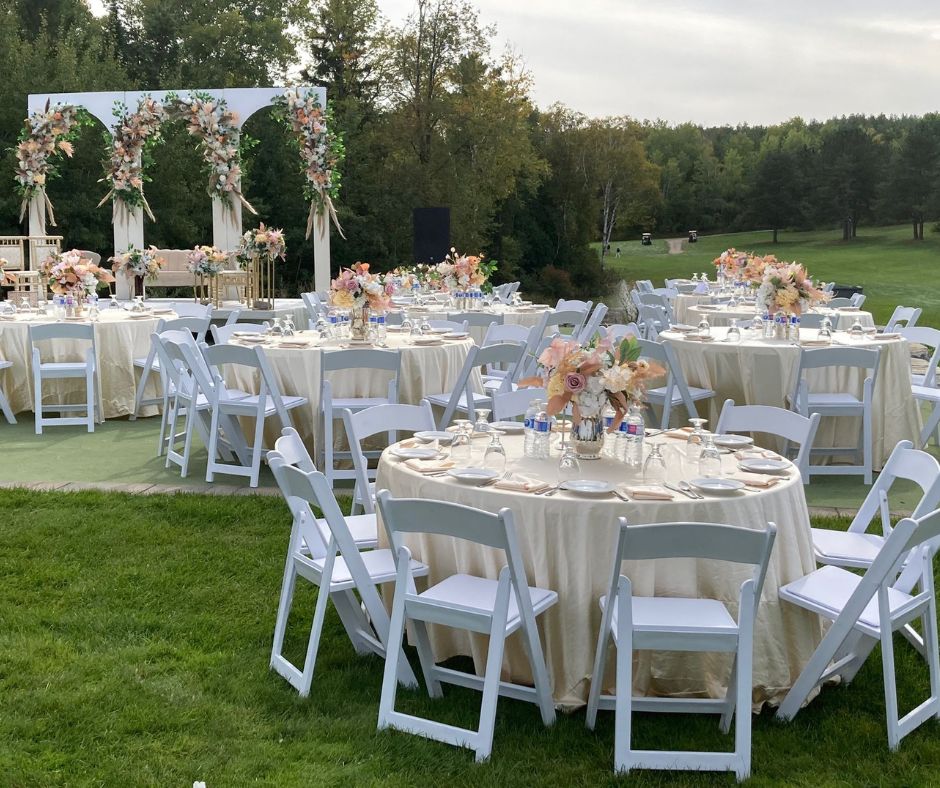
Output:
674 293 721 324
662 327 919 469
688 304 875 331
225 332 479 453
0 310 163 418
376 433 822 710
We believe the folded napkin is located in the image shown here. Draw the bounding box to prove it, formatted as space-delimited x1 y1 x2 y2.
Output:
670 323 697 332
734 449 782 461
404 458 456 474
800 339 831 347
873 333 901 341
684 334 715 342
663 427 694 440
733 473 784 489
398 438 419 449
623 485 675 501
494 475 549 492
276 341 308 348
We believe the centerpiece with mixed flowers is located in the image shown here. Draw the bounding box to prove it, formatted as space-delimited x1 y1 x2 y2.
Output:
755 261 829 315
109 245 165 282
187 245 229 277
329 262 393 311
236 224 286 268
520 334 662 456
40 249 115 298
435 248 496 292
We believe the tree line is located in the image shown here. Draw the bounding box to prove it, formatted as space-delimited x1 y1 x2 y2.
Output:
1 0 938 299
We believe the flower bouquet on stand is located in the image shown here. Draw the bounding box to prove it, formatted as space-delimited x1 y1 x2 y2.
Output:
520 335 662 459
236 223 285 308
109 245 164 298
329 262 392 340
187 245 228 304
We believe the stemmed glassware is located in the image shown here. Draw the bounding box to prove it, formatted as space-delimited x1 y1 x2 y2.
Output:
696 316 711 336
643 444 667 484
848 317 865 340
472 408 491 436
483 430 507 474
686 418 708 461
726 319 742 343
450 420 474 465
557 441 581 483
698 433 722 477
818 316 833 343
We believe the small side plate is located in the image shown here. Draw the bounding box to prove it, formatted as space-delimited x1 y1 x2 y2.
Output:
560 479 614 496
737 458 790 475
690 478 745 495
712 434 754 449
446 468 500 485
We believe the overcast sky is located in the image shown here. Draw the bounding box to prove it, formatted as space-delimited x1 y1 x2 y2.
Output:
89 0 940 126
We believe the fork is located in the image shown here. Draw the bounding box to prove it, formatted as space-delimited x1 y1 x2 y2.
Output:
480 471 513 488
534 485 560 496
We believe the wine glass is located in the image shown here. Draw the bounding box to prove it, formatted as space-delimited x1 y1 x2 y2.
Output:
686 418 708 461
483 430 507 474
696 316 711 336
848 317 865 340
473 408 491 435
643 444 667 484
698 433 722 478
450 420 473 465
726 319 742 343
818 316 833 343
557 442 581 483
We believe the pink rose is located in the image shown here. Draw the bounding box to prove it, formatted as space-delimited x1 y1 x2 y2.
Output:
564 373 586 393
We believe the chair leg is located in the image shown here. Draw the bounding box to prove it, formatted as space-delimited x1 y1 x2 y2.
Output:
323 408 334 488
378 564 410 731
474 589 511 762
613 580 633 774
249 409 266 488
297 580 332 697
881 625 901 751
33 370 42 435
270 560 298 670
585 625 610 730
0 392 14 425
863 408 873 485
918 402 940 450
131 362 151 421
720 655 738 734
734 630 753 781
205 409 221 482
86 366 95 432
410 618 443 698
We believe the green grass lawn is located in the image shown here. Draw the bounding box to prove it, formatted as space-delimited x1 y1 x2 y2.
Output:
3 489 940 786
600 224 940 327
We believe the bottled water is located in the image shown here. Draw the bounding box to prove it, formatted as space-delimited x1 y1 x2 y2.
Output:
789 314 800 342
327 308 339 338
375 312 387 343
601 405 618 458
533 406 551 459
54 294 66 319
622 404 646 467
523 399 540 458
762 312 774 339
773 313 787 339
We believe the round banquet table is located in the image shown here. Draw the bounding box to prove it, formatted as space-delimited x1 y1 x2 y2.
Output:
225 331 480 453
0 309 165 419
661 326 920 470
674 292 723 324
376 433 823 710
688 303 875 331
392 303 551 344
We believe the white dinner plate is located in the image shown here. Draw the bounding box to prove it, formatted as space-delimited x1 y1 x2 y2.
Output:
126 312 155 319
670 323 697 332
737 458 790 475
390 446 440 460
427 327 450 335
446 468 500 485
412 337 443 345
698 304 721 311
348 339 373 345
712 434 754 449
414 430 456 444
151 308 175 315
690 478 745 495
237 335 268 343
491 420 525 434
560 479 614 496
386 325 405 332
444 331 469 339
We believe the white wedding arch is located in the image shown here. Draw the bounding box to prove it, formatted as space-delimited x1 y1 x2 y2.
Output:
25 87 331 297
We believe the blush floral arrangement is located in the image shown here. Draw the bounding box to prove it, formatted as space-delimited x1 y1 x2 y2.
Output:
40 250 115 297
109 245 165 282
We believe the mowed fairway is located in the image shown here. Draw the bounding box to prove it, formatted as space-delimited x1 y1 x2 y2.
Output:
601 225 940 326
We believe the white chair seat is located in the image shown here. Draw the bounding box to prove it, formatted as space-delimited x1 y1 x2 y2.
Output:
647 384 714 403
311 548 427 588
225 394 308 415
780 565 914 634
912 373 927 387
425 391 492 409
805 392 863 409
330 396 392 410
811 527 886 567
320 512 377 548
604 594 738 636
37 361 89 373
418 573 557 627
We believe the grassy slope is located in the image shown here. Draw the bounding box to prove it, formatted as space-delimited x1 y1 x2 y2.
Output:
598 225 940 326
3 489 940 786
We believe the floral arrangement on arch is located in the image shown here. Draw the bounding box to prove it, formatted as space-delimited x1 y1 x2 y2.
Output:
756 262 829 315
1 258 16 286
98 96 167 220
14 102 87 224
329 263 393 310
273 88 345 239
165 92 256 216
39 250 115 297
236 224 286 269
520 335 662 425
109 245 165 282
187 245 229 277
435 248 496 292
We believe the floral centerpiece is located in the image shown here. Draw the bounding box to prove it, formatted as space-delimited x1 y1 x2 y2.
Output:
109 245 165 298
520 335 662 458
40 250 115 298
713 248 749 278
756 262 829 316
435 248 496 292
187 245 228 277
330 262 393 339
236 224 286 267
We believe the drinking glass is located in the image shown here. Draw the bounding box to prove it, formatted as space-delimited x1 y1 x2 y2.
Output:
473 408 491 435
483 431 507 474
419 316 433 334
848 318 865 340
691 273 699 282
400 309 413 334
643 444 667 484
697 317 711 336
109 294 120 309
726 319 742 343
698 433 722 478
818 317 833 343
450 420 473 465
557 443 581 483
749 314 764 335
686 418 708 461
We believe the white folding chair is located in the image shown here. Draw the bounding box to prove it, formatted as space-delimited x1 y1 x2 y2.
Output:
715 398 821 481
577 303 609 343
492 282 518 304
342 400 436 515
0 329 15 424
200 343 308 487
480 323 530 389
555 297 592 312
637 304 671 339
826 297 852 308
167 302 213 319
425 342 526 428
268 455 427 696
131 315 212 420
899 327 940 448
602 323 640 344
635 279 654 293
426 319 469 333
320 349 401 487
637 292 675 323
796 312 826 329
492 387 547 421
29 322 100 434
789 346 880 484
851 293 866 308
776 508 940 751
811 440 940 570
885 306 921 332
210 322 266 345
376 491 557 762
586 519 776 781
528 308 590 343
301 291 327 323
447 312 501 332
275 427 377 548
639 338 715 429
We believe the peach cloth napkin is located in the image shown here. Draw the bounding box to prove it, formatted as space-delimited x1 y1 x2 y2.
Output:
494 475 550 493
404 459 456 474
734 449 784 461
622 485 675 501
663 427 695 440
733 473 786 489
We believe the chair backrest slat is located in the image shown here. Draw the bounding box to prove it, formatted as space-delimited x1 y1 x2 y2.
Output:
620 521 776 565
378 491 512 551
